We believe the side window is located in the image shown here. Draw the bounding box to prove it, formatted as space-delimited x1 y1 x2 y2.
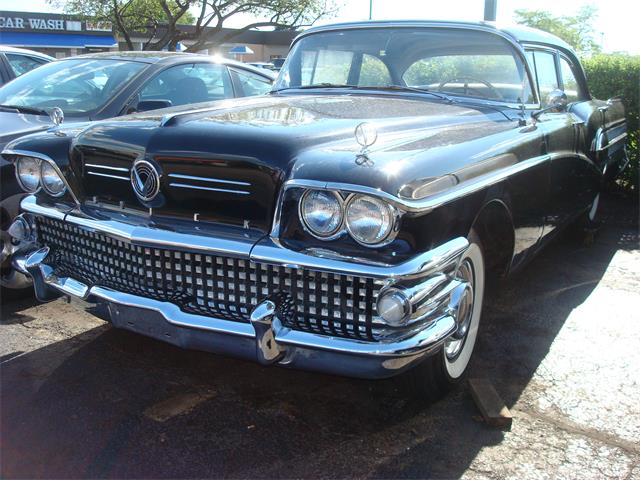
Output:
191 63 233 99
531 51 559 106
358 54 391 86
559 56 582 103
139 63 232 107
231 69 272 97
6 54 45 77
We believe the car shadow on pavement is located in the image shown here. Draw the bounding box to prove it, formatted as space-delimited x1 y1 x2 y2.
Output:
1 194 637 479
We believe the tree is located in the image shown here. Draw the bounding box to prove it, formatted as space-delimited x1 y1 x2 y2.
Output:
52 0 335 52
50 0 195 51
514 5 602 55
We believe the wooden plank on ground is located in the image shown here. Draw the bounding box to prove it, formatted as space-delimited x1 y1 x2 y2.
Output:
469 378 513 430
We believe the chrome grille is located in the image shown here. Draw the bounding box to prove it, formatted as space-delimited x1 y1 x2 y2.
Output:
36 217 385 340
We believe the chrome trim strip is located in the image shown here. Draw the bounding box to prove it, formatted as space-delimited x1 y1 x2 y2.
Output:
601 132 628 151
93 286 256 338
250 237 468 280
87 171 130 181
2 149 80 205
169 183 250 195
20 195 255 258
595 129 627 152
85 163 130 172
20 195 468 279
280 153 551 217
32 273 457 357
168 173 251 186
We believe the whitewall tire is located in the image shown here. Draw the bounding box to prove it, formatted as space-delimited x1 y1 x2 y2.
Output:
400 229 485 401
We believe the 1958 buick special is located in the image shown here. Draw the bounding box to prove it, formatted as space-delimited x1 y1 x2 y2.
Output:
3 21 627 399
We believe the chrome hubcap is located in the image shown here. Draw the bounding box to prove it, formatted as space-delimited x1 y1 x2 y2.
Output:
445 259 475 360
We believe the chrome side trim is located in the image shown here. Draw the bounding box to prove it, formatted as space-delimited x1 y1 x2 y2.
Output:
87 171 130 181
20 195 468 279
599 132 628 152
280 153 551 217
169 183 250 195
168 173 251 186
85 163 130 172
2 149 80 205
250 236 468 280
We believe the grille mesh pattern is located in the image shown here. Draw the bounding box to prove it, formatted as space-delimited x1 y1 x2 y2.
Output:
37 217 384 340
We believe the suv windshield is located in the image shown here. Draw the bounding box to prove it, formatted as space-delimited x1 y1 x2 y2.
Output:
275 27 534 104
0 58 145 117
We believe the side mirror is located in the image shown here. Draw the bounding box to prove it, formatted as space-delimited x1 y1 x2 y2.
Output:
545 89 568 112
532 90 568 121
128 99 172 114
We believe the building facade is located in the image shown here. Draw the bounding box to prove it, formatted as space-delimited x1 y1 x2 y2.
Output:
0 10 295 62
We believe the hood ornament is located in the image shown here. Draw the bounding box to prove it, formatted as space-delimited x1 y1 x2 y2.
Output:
49 107 64 126
354 122 377 166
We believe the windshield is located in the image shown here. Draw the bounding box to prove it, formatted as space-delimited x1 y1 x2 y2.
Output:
0 58 146 117
275 27 535 104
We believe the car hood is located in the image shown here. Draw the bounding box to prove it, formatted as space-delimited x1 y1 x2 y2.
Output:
0 112 54 151
72 94 517 196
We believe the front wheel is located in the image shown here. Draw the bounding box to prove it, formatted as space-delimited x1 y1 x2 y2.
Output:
400 229 485 401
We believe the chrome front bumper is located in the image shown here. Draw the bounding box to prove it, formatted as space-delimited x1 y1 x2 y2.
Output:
13 196 470 379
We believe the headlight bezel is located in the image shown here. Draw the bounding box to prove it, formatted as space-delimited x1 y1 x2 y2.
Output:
298 189 346 240
40 160 67 197
15 156 42 193
297 188 401 248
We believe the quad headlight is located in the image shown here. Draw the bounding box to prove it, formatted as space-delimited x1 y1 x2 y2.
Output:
40 161 66 196
345 194 395 246
298 190 398 246
15 156 41 193
14 156 66 197
300 190 344 238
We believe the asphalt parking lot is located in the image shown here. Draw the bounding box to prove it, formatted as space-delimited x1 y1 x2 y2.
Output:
1 193 638 479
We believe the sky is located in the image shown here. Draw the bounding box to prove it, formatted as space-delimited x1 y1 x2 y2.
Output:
0 0 637 54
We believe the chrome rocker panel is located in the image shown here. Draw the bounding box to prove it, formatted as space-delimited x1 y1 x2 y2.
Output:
15 196 471 379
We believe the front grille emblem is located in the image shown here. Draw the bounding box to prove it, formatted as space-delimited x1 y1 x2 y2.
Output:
131 159 161 202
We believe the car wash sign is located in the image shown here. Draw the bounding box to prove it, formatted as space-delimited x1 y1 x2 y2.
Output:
0 14 66 31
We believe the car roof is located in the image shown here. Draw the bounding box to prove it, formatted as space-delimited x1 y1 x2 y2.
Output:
57 50 276 78
297 20 574 54
0 45 55 60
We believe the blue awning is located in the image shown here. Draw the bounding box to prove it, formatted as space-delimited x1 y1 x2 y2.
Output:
228 45 254 55
0 32 117 48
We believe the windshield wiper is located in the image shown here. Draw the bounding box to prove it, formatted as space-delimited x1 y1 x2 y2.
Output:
0 104 50 116
271 84 454 102
359 85 454 102
271 83 357 93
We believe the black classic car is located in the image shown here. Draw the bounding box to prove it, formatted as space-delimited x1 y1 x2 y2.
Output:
2 21 627 399
0 52 274 292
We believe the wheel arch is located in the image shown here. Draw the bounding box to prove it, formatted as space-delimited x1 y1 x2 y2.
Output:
469 198 516 278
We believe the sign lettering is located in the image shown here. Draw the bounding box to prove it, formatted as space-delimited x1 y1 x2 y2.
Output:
0 16 67 30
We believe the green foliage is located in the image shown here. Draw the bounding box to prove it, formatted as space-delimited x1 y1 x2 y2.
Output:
51 0 194 31
583 54 640 195
50 0 332 51
514 5 602 55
